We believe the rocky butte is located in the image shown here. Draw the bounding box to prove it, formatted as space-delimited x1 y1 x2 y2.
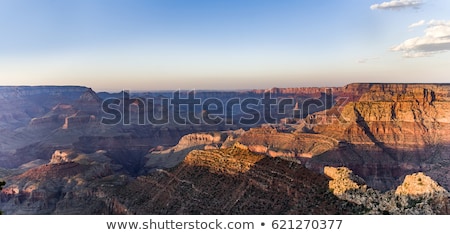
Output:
0 83 449 214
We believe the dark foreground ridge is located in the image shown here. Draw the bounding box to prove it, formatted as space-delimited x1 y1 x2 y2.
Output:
113 146 364 214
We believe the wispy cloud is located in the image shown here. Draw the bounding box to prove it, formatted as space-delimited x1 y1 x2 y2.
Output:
357 57 380 64
408 20 426 29
392 20 450 57
370 0 423 10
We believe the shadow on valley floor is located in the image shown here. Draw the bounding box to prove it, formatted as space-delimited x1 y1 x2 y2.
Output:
304 143 450 193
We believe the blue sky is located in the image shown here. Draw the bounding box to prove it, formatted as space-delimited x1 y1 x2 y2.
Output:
0 0 449 91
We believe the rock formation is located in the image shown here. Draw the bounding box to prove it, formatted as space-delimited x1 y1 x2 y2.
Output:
306 84 450 191
325 166 450 214
144 131 230 172
395 172 448 196
1 83 450 215
324 167 366 195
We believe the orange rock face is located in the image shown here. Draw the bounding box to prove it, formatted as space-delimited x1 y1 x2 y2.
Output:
303 84 450 191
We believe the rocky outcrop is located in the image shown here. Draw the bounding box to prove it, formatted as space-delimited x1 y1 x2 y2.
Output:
62 112 96 129
28 115 62 128
50 150 76 164
175 132 225 149
235 127 338 158
0 86 92 101
324 167 366 195
144 131 232 172
395 172 448 196
325 166 450 214
28 104 78 128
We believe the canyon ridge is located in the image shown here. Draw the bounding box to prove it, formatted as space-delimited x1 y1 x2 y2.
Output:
1 83 449 214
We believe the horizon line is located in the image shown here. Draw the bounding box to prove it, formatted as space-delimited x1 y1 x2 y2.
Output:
2 82 450 93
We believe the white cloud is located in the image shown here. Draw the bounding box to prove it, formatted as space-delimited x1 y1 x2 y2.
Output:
408 20 426 29
392 20 450 57
370 0 423 10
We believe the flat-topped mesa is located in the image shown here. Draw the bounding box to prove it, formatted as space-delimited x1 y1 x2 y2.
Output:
342 83 450 102
0 86 91 100
248 83 450 108
175 132 225 149
235 127 338 158
252 87 339 95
